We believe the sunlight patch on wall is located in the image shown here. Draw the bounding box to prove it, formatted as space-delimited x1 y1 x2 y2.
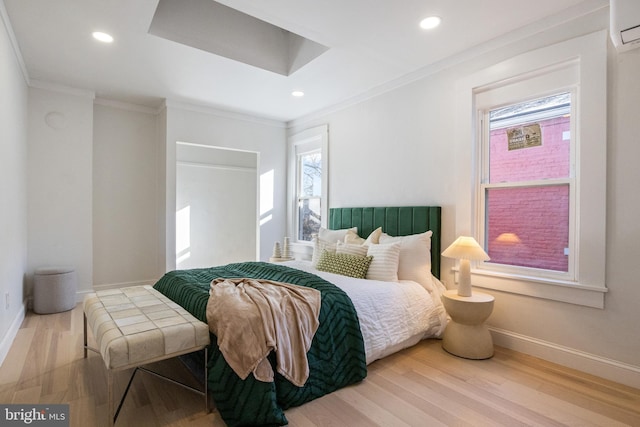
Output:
260 169 274 226
176 205 191 265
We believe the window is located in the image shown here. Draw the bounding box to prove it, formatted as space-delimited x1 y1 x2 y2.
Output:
296 150 322 241
288 125 328 243
458 30 607 308
481 92 573 278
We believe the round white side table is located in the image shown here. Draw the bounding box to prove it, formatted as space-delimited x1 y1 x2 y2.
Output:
441 289 495 359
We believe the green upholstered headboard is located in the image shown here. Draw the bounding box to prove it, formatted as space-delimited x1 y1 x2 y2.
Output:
328 206 441 279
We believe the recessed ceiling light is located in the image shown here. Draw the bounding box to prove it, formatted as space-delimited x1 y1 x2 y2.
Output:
92 31 114 43
291 91 304 97
419 16 441 30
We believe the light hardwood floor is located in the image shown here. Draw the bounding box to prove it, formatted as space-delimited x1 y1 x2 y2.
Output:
1 304 639 426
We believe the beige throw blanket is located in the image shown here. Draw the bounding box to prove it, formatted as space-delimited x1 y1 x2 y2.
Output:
206 277 321 387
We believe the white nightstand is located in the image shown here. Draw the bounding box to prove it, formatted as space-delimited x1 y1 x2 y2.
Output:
441 289 495 359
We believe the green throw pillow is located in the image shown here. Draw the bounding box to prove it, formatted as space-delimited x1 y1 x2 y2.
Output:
316 250 373 279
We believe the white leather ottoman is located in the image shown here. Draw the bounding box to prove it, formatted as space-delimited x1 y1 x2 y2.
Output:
83 285 210 425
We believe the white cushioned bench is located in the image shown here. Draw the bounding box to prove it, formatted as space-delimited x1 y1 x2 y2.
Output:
83 285 210 425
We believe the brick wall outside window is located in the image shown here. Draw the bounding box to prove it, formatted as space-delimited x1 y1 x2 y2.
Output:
487 116 570 271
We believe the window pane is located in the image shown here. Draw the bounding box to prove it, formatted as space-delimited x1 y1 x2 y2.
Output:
298 198 321 241
299 151 322 197
486 185 569 272
489 93 570 183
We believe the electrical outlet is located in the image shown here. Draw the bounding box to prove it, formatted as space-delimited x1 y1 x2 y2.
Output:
5 292 9 310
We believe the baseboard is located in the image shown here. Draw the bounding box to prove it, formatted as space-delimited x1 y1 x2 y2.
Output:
490 327 640 389
0 300 26 367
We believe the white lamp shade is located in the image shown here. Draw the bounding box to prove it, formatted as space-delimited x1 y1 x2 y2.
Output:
442 236 489 297
442 236 490 261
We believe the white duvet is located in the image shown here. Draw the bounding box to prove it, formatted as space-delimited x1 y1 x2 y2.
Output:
282 260 448 364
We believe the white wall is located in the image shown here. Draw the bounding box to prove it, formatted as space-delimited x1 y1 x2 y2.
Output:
93 103 161 289
27 86 94 295
289 9 640 386
602 46 640 368
0 8 28 364
163 103 287 270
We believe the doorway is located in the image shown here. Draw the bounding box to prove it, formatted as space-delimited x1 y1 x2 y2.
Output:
175 142 258 269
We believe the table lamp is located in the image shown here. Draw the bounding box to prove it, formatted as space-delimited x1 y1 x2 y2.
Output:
442 236 490 297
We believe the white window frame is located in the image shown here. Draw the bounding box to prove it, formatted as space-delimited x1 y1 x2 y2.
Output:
287 125 328 245
477 80 577 282
455 30 607 308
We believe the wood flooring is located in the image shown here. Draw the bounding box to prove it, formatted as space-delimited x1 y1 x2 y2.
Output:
1 304 639 426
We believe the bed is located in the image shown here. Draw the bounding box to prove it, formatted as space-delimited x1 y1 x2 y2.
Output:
153 206 446 426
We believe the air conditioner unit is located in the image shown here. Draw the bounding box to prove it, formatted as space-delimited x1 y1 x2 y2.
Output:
610 0 640 52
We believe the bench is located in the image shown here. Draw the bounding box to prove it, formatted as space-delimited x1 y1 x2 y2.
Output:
83 285 210 425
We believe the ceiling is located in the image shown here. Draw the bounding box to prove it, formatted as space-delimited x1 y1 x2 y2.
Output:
3 0 605 122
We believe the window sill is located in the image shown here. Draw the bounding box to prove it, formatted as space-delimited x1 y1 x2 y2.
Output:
450 268 607 309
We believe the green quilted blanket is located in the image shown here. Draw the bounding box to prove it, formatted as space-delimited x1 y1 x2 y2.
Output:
153 261 367 426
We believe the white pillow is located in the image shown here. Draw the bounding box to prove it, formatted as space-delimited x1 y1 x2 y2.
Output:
318 227 357 243
365 227 382 245
311 237 337 267
336 241 369 257
366 242 401 282
344 227 382 245
344 229 365 245
379 230 433 290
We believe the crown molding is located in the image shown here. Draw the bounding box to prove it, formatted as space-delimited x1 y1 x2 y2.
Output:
30 79 95 99
94 97 159 115
0 0 30 85
163 99 286 128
